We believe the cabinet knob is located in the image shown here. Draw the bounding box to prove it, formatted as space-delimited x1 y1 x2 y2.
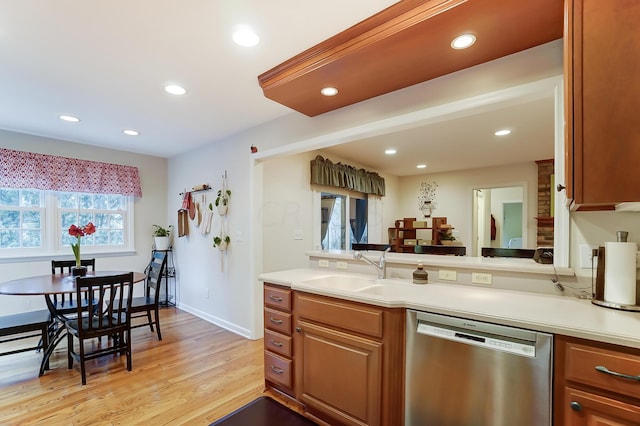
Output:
556 184 566 192
569 401 582 412
295 327 302 333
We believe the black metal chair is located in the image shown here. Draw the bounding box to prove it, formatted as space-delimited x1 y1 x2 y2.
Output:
66 272 134 385
122 251 167 340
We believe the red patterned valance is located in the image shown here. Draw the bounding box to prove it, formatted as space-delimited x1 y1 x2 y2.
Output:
0 148 142 196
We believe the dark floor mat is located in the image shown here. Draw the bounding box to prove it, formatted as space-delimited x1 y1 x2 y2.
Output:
210 396 316 426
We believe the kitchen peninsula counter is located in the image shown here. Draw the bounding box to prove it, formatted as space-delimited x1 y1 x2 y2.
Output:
259 268 640 350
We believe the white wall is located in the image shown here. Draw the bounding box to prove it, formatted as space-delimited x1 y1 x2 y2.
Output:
571 211 640 281
260 150 400 273
396 162 537 251
0 130 167 315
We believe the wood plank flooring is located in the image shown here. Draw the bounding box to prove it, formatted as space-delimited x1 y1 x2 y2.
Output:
0 308 286 425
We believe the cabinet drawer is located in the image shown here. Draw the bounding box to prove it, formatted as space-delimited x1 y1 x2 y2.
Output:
295 292 383 338
264 328 292 358
564 340 640 399
264 307 292 335
264 285 292 311
264 351 292 389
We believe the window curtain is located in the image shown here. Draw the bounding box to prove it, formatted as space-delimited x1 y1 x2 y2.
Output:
310 155 385 196
0 148 142 196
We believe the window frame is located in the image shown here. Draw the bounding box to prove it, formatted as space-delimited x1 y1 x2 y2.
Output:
313 186 369 251
0 189 135 262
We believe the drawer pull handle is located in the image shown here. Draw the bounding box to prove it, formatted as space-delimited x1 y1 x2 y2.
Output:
270 366 284 374
269 317 283 325
595 365 640 382
569 401 582 412
269 339 283 347
269 295 283 302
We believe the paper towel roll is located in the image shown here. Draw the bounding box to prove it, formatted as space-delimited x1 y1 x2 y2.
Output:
604 241 638 305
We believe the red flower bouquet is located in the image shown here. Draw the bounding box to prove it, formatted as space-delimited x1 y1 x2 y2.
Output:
69 222 96 268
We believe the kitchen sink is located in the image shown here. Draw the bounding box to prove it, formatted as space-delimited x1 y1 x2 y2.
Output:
298 275 380 292
353 284 393 296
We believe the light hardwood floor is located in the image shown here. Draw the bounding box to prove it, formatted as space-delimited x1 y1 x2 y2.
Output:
0 308 281 425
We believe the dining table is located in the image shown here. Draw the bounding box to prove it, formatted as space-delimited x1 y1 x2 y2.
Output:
0 271 146 376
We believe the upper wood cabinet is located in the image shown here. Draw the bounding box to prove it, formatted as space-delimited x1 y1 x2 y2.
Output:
564 0 640 209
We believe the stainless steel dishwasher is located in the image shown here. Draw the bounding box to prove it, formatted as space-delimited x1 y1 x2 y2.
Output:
405 310 553 426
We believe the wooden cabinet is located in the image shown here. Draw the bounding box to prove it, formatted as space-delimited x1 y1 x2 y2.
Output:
263 283 295 396
389 217 448 252
554 335 640 425
564 0 640 209
293 291 405 426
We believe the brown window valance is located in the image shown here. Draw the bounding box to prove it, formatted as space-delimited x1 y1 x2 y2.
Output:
310 155 385 196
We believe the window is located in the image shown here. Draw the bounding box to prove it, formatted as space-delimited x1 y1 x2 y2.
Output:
0 187 133 258
320 191 368 250
0 188 43 249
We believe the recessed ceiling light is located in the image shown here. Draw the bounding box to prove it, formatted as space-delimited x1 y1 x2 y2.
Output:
451 34 476 49
385 149 397 155
233 26 259 47
320 87 338 97
417 164 427 169
123 129 139 136
59 115 80 122
495 129 512 136
165 84 186 95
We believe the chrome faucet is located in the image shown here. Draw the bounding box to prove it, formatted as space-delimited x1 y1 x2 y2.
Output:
353 247 390 279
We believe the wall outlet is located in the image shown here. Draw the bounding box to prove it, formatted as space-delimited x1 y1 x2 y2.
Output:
319 259 329 268
438 269 457 281
293 229 303 240
579 244 598 269
336 261 348 270
472 272 493 285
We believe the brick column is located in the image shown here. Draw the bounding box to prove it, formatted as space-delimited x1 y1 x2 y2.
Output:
535 159 554 247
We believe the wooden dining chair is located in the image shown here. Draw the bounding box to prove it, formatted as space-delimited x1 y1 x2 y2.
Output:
124 251 167 340
66 272 134 385
50 259 96 318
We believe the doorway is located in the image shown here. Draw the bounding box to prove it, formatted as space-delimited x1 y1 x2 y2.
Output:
502 202 523 248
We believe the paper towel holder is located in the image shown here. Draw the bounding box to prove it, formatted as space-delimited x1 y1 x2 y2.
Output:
591 245 640 312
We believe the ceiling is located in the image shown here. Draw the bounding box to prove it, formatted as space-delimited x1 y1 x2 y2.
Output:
0 1 559 172
323 92 556 176
0 0 398 158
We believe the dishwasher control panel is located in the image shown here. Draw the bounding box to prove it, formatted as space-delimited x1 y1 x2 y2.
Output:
417 322 536 357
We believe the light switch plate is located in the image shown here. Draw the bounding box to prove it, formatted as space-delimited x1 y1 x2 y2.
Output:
438 269 457 281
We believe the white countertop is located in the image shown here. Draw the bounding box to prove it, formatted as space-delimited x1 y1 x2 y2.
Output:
259 268 640 350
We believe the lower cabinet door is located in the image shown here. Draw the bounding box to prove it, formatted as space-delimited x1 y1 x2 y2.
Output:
564 387 640 426
295 318 382 426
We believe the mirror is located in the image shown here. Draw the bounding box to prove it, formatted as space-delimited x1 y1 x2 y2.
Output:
471 186 525 257
258 74 566 264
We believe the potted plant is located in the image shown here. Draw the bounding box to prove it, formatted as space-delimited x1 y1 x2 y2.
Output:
152 225 172 250
215 189 231 215
439 229 456 245
213 234 231 251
